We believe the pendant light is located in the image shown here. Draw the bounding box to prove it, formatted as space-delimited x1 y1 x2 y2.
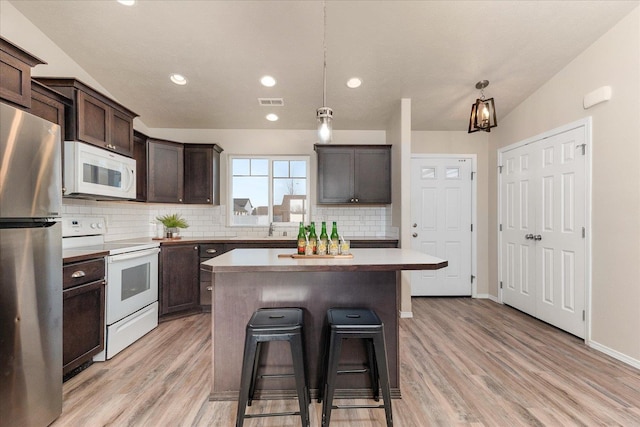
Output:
316 0 333 143
468 80 497 133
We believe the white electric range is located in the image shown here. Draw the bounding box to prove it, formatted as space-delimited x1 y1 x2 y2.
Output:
62 217 160 360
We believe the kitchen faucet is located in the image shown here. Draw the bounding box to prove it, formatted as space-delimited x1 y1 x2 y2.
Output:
268 222 274 237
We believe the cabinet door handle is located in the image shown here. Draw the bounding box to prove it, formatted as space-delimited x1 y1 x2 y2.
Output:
525 234 534 240
534 234 542 241
207 198 211 202
350 198 355 203
412 233 418 238
194 246 198 250
354 198 359 203
179 198 183 202
206 249 217 254
206 286 212 291
71 270 86 278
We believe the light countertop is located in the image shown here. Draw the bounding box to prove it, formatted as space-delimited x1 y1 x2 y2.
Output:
201 248 447 273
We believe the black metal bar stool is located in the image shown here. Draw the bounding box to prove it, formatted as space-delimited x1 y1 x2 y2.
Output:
318 308 393 427
235 308 310 427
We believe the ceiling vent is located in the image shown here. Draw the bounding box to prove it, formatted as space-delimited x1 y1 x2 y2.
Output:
258 98 284 106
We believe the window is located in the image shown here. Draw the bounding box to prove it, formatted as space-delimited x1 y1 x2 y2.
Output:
229 155 310 226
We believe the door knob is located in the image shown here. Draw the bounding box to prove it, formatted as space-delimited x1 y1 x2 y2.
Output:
525 234 534 240
412 223 417 228
412 232 418 238
534 235 542 241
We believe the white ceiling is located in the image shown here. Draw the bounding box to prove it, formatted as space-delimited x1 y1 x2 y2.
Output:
9 0 639 132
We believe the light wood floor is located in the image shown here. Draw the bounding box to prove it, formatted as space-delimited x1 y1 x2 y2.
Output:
54 298 640 426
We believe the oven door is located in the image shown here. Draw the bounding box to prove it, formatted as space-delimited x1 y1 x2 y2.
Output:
106 248 159 325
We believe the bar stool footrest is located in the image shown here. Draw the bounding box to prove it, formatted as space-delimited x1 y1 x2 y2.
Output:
258 373 295 379
334 404 386 409
245 411 301 419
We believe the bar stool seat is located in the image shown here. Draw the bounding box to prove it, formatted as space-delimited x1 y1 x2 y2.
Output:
235 308 310 427
318 307 393 427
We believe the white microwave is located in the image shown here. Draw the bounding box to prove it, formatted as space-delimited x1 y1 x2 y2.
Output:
64 141 136 200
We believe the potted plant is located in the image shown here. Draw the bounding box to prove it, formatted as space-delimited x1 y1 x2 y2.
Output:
156 213 189 238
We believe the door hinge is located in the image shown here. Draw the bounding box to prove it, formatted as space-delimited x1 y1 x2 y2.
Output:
471 171 475 180
499 224 503 232
577 143 586 155
471 275 476 283
500 281 503 289
498 165 503 174
471 224 474 232
583 310 586 321
582 227 586 238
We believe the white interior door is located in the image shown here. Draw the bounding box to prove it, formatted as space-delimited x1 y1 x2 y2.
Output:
501 143 537 313
500 126 586 338
411 157 472 296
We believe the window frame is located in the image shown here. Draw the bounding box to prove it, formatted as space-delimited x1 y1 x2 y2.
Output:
227 154 311 227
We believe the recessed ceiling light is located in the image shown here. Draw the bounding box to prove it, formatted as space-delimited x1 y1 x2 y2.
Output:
260 75 277 87
117 0 136 6
266 113 279 122
346 77 362 89
170 74 188 85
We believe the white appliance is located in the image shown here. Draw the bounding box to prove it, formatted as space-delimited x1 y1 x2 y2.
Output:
64 141 136 200
62 217 159 360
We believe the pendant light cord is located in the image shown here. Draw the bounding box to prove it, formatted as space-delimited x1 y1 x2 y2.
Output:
322 0 327 107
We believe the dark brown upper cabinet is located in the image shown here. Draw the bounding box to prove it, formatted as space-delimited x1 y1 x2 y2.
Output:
147 138 184 203
34 77 138 157
184 144 223 204
315 144 391 204
0 36 45 108
134 133 223 205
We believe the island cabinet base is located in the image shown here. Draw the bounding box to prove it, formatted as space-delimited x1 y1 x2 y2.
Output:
209 270 401 401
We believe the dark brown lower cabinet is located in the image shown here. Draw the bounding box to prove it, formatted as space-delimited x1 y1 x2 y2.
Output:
160 243 200 317
62 258 105 376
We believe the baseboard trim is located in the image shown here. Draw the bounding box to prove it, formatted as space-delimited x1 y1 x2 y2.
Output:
399 311 413 318
475 293 498 302
588 340 640 370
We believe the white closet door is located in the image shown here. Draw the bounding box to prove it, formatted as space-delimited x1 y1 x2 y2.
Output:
534 128 586 337
501 143 537 314
500 126 586 338
410 157 472 296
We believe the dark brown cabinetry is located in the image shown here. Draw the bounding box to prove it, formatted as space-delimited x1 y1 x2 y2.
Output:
198 243 228 310
34 78 138 157
184 144 223 204
315 144 391 204
134 134 223 205
62 257 106 376
147 138 184 203
0 37 45 108
160 243 200 317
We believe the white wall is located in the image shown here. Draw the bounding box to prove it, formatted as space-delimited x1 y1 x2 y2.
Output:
488 7 640 364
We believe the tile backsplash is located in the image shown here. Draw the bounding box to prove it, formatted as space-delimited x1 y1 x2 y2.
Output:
61 199 397 241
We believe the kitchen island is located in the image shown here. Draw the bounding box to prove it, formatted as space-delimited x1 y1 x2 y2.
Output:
201 248 447 401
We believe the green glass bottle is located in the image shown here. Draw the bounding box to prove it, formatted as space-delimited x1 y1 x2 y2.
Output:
318 221 328 255
329 221 339 255
297 222 306 255
308 222 318 254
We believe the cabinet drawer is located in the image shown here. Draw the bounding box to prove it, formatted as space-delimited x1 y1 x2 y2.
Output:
63 258 105 290
199 243 226 258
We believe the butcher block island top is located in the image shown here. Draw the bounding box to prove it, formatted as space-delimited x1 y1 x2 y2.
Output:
202 248 447 401
200 248 447 273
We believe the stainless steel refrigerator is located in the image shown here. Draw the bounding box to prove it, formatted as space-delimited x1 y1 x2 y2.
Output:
0 102 63 426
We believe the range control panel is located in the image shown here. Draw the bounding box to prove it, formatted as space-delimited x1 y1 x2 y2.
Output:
62 217 106 237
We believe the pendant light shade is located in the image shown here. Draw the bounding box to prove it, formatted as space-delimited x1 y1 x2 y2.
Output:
468 80 497 133
317 106 333 143
317 1 333 144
